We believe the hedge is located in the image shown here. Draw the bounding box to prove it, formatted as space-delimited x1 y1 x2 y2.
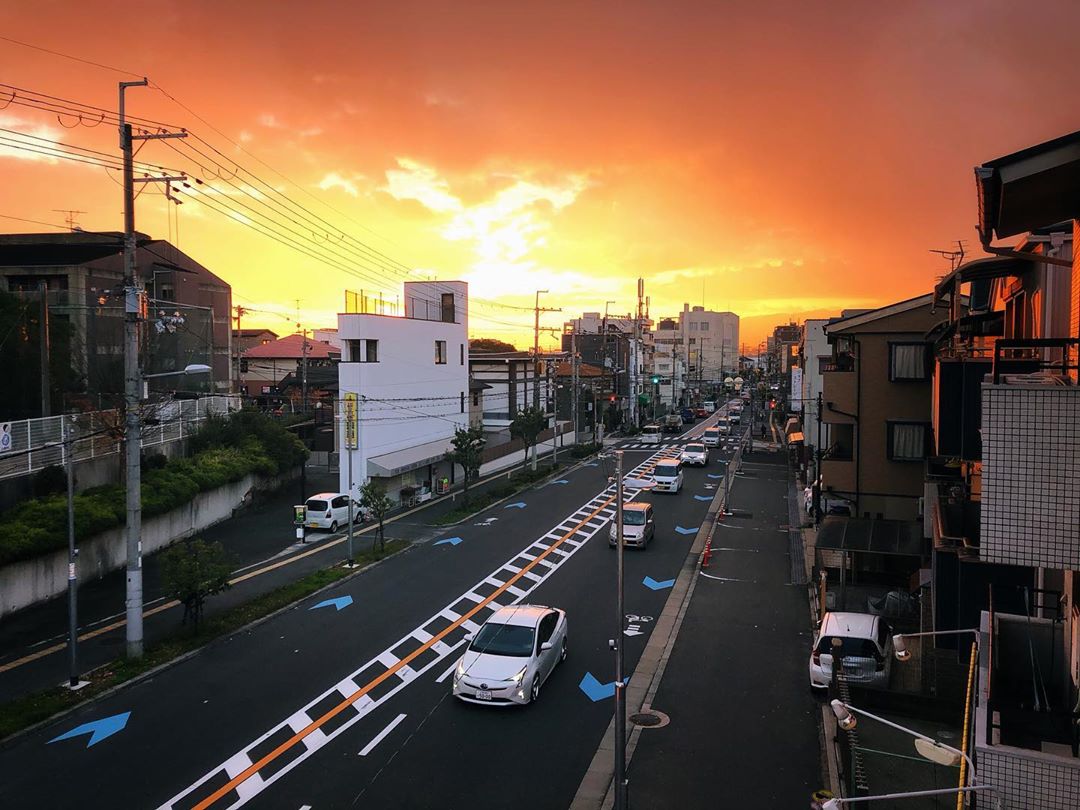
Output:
0 410 308 567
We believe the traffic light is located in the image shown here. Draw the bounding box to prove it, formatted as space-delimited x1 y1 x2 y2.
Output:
609 395 617 403
770 400 776 410
651 376 659 384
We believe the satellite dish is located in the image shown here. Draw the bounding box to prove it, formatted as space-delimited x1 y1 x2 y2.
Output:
914 738 962 767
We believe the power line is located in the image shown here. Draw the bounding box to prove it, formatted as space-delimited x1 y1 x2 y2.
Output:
0 35 145 79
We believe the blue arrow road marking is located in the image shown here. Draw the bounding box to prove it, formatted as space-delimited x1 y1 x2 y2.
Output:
48 712 130 748
435 537 463 546
584 462 599 467
643 576 676 590
707 474 722 479
694 495 711 501
550 479 570 485
309 595 353 612
674 526 697 535
578 673 630 702
504 502 526 509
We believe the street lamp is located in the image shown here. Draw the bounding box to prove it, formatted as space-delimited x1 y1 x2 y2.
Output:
827 699 988 808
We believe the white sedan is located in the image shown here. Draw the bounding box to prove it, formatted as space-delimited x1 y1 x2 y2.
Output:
453 605 568 706
680 442 709 466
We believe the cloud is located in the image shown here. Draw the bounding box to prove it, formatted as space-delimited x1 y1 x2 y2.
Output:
238 130 254 143
317 172 360 197
258 113 284 129
423 91 464 108
0 114 65 164
299 127 324 138
381 158 463 213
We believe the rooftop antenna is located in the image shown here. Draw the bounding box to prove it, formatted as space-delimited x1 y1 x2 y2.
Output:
929 240 966 271
53 209 87 231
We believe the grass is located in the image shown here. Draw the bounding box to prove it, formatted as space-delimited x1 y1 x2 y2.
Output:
0 539 407 742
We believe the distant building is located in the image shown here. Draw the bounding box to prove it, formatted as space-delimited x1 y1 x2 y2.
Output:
0 230 232 408
233 328 278 354
241 333 339 402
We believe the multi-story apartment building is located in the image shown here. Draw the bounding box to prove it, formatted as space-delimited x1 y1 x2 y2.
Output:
337 281 469 503
798 318 832 476
819 296 940 522
677 304 739 388
652 317 686 412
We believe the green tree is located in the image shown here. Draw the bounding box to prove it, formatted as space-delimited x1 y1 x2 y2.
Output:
359 478 393 554
469 337 516 353
510 406 547 472
445 426 486 504
160 539 234 634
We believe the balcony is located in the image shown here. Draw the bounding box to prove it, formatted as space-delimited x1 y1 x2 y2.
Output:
979 340 1080 569
975 610 1080 810
932 357 991 460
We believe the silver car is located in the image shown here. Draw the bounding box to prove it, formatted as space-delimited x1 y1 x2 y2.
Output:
680 442 708 467
453 605 568 706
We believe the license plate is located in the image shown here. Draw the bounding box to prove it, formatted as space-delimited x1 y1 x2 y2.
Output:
475 690 492 701
306 523 319 528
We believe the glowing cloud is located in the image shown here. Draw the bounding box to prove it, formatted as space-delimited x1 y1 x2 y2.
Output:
317 172 360 197
381 158 463 213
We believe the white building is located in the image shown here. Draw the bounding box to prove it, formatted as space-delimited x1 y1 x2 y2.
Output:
337 281 469 503
652 317 685 412
678 304 739 386
799 318 830 457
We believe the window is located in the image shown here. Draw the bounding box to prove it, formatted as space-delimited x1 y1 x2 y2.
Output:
331 496 349 509
460 343 464 365
345 339 362 361
440 292 455 323
689 322 698 331
536 613 558 650
827 423 854 461
888 421 928 461
700 322 709 331
888 343 929 381
435 340 447 364
460 391 465 413
352 339 378 362
472 391 479 407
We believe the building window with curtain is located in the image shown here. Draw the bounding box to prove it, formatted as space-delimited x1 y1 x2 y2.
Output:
435 340 447 364
888 342 929 381
887 421 929 461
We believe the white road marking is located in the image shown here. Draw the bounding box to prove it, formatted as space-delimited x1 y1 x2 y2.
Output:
358 714 408 757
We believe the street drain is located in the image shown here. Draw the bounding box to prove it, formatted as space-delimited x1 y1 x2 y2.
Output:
629 709 670 728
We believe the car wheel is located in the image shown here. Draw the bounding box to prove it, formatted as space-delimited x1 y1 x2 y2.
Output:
329 521 338 533
530 675 540 704
560 638 568 662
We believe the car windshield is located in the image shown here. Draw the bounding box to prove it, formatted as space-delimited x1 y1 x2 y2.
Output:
624 510 647 526
306 499 329 512
654 464 678 478
816 636 881 659
705 429 719 436
686 444 705 453
470 622 535 657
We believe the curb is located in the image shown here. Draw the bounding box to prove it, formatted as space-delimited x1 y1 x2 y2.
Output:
568 435 742 810
0 542 414 750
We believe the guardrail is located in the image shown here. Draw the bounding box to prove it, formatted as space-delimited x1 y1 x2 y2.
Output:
0 395 241 482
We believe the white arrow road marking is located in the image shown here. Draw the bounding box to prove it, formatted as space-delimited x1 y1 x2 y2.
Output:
358 714 408 756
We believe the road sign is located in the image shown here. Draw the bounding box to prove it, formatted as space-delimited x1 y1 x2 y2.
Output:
0 422 10 453
344 393 358 450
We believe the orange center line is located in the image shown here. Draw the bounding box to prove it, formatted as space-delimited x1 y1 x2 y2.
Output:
191 482 639 810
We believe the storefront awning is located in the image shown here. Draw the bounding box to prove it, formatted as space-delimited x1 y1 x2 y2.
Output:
367 437 452 478
816 516 923 557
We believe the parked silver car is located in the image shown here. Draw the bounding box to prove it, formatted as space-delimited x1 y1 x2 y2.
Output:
453 605 568 706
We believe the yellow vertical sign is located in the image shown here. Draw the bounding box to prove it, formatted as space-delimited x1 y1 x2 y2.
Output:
344 392 358 450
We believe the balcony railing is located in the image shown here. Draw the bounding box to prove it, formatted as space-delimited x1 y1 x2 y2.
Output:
991 337 1079 384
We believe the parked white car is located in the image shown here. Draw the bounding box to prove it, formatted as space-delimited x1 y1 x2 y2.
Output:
809 612 893 690
680 442 708 467
303 492 360 532
453 605 568 705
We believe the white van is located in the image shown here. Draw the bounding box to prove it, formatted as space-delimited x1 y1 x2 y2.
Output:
652 458 683 493
702 427 721 447
641 424 662 444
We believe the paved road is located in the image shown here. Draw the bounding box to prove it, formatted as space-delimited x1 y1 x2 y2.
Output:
626 450 822 808
0 412 744 809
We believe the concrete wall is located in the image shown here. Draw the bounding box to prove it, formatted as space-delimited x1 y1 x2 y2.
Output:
0 470 290 618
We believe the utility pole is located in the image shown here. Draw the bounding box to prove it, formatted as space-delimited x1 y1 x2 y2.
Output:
64 415 79 687
613 450 627 810
571 330 579 442
233 304 246 393
603 300 615 432
120 78 187 659
532 290 558 410
38 280 51 417
632 279 644 428
301 328 310 414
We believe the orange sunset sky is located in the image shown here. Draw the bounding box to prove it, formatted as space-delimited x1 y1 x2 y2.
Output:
2 1 1080 349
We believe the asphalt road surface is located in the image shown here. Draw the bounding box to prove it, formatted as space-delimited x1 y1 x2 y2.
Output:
0 414 745 810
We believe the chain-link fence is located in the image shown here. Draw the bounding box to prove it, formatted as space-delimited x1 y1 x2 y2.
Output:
0 395 240 481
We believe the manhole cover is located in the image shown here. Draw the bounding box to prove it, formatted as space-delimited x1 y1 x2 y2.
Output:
629 709 670 728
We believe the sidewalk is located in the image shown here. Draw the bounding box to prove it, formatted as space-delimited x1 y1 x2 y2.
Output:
621 451 823 808
0 445 587 702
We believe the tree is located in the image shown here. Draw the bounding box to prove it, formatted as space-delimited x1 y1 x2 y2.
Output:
160 539 233 634
359 478 393 554
510 406 547 472
445 426 486 503
469 337 516 353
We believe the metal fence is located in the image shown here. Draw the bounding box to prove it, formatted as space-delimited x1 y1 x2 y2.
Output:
0 395 241 481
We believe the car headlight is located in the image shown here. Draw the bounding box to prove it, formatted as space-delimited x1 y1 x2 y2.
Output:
510 666 527 684
454 659 465 681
